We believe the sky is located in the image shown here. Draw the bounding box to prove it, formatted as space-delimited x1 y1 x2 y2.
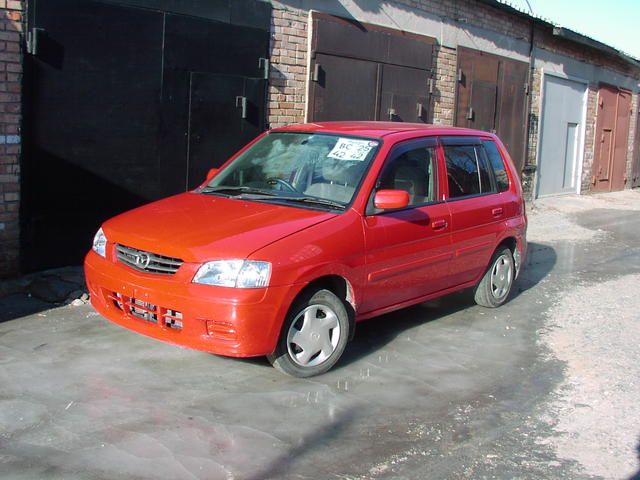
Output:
505 0 640 59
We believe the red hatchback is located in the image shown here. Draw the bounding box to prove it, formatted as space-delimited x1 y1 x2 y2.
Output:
85 122 527 377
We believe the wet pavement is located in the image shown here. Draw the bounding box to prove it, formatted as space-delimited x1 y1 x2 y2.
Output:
1 191 639 479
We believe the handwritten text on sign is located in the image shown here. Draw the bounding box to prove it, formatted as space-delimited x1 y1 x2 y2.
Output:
327 138 377 161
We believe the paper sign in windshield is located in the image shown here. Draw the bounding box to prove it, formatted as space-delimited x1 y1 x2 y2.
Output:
327 138 376 161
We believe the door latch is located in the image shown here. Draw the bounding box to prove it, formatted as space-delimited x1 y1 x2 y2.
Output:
311 63 321 82
27 27 44 55
236 96 248 119
258 57 269 80
467 107 474 121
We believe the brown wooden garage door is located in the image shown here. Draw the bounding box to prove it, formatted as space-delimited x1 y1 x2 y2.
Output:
308 13 435 124
592 84 632 192
455 47 529 175
632 106 640 189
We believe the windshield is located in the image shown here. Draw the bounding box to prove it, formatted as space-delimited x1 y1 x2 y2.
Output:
202 132 380 209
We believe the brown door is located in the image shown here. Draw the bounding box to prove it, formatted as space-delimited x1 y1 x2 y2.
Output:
309 54 380 121
456 49 499 131
632 107 640 189
592 85 632 192
455 47 528 174
308 12 434 123
495 60 529 174
379 64 430 122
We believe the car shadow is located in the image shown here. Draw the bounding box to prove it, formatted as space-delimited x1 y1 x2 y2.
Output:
510 241 557 298
338 241 556 369
340 290 476 368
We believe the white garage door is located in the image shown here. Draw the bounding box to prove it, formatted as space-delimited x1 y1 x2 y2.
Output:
536 75 587 198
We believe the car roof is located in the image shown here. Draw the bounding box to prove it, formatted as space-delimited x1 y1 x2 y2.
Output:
271 121 493 139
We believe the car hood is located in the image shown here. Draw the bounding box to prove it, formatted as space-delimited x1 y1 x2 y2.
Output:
103 192 337 263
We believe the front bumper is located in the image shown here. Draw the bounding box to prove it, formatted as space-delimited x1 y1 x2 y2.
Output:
84 250 297 357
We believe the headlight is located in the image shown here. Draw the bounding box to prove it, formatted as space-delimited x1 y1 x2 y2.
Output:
92 227 107 257
193 260 271 288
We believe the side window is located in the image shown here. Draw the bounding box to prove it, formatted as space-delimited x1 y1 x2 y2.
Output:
444 145 492 198
378 145 437 206
482 140 510 192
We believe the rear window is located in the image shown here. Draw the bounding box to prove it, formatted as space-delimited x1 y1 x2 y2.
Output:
444 145 492 198
482 140 510 192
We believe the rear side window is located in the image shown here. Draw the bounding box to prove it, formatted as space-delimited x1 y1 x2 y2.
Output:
482 140 510 192
444 145 492 198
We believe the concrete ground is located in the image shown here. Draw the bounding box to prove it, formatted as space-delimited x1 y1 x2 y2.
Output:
1 190 639 480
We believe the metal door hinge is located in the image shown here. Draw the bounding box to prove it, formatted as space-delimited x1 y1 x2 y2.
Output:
388 108 397 120
27 27 44 55
236 96 247 119
457 68 463 83
467 107 474 120
428 78 434 94
258 57 269 80
417 103 425 118
524 82 530 95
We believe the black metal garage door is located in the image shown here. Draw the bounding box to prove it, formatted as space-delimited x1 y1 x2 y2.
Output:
308 13 435 123
22 0 270 271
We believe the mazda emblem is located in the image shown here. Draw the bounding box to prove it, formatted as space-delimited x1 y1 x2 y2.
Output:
134 252 151 269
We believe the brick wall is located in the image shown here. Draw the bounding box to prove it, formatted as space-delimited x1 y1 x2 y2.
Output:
0 0 22 277
521 67 541 200
432 45 456 125
268 6 308 128
536 28 640 81
395 0 530 40
626 93 639 187
580 85 599 193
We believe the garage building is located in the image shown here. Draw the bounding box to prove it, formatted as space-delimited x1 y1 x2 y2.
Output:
0 0 639 276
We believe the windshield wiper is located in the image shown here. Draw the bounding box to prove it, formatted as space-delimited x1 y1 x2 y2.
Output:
201 187 345 209
200 186 279 197
274 195 346 210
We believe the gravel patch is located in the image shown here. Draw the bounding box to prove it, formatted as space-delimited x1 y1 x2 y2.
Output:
527 209 607 243
540 274 640 479
532 191 640 215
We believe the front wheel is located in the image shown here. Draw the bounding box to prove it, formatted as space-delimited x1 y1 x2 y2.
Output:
268 289 350 377
474 247 515 308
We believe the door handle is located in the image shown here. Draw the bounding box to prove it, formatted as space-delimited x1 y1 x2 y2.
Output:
431 219 448 230
492 207 504 217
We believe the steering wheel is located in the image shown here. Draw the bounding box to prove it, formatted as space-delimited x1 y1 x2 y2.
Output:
267 178 297 193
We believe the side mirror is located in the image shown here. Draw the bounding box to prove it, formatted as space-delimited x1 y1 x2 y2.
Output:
206 168 219 182
374 189 410 210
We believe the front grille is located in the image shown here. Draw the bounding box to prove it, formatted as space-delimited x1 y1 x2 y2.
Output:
110 292 183 330
116 244 183 275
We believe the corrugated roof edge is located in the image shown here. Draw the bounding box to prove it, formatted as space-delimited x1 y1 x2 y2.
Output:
478 0 640 68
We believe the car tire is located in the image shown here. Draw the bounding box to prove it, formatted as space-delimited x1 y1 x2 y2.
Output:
474 247 515 308
268 289 350 377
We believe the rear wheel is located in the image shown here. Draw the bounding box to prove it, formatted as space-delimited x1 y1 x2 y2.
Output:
474 247 514 308
268 289 350 377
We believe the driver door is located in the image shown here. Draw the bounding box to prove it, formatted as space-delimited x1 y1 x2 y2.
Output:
361 138 453 314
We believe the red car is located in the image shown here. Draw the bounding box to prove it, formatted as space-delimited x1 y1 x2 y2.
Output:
85 122 527 377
